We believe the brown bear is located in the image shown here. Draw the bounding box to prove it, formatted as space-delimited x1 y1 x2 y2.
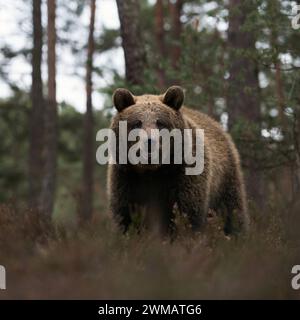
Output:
107 86 249 236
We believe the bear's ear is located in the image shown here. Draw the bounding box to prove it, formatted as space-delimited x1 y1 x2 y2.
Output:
162 86 184 110
113 88 135 112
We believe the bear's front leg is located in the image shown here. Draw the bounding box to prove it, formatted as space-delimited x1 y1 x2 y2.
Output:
111 201 132 233
177 174 209 232
108 165 132 233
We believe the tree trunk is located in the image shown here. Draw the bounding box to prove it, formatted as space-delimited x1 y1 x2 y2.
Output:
29 0 45 210
116 0 146 86
274 61 287 130
81 0 96 222
155 0 166 88
169 0 183 71
294 105 300 195
268 0 287 131
40 0 58 217
227 0 263 206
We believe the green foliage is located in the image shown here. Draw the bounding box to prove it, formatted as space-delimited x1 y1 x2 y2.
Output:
95 28 120 52
0 91 109 218
0 91 30 203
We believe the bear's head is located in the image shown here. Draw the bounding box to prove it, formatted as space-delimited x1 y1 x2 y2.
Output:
111 86 186 171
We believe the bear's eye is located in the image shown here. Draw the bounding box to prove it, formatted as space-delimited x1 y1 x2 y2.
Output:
130 119 142 129
156 119 169 130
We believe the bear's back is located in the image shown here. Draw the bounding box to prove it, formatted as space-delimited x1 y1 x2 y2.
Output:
181 106 241 196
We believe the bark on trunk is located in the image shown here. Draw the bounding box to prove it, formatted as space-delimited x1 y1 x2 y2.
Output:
81 0 96 222
169 0 183 71
155 0 166 88
40 0 58 217
116 0 146 86
29 0 45 210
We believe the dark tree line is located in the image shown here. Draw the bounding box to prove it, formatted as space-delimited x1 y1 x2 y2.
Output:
4 0 298 220
29 0 98 219
29 0 58 217
227 0 263 205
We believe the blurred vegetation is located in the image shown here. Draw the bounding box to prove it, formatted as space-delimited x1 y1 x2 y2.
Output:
2 0 300 215
0 91 109 223
0 201 299 299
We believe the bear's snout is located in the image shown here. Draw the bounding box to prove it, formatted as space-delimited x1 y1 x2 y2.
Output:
145 138 156 154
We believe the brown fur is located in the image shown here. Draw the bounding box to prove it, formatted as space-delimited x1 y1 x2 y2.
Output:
107 86 249 236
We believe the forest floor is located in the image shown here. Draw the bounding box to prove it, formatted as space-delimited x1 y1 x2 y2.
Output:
0 203 299 299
